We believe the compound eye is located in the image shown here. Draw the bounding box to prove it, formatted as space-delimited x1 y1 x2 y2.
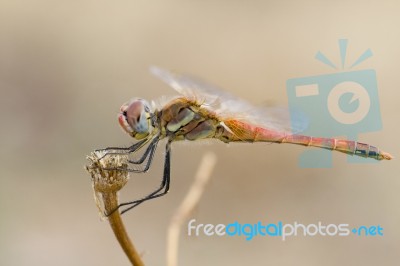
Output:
125 101 144 128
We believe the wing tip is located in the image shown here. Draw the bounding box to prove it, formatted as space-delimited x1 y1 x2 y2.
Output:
149 65 163 76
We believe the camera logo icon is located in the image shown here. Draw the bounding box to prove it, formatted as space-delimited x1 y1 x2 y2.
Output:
327 80 370 125
286 40 382 168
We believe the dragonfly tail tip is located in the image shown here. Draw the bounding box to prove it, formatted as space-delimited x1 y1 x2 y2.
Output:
380 151 393 160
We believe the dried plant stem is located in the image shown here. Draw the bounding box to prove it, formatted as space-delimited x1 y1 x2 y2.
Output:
166 152 217 266
86 152 144 266
102 192 144 266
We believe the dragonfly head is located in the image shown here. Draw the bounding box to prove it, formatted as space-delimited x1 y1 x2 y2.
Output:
118 98 154 139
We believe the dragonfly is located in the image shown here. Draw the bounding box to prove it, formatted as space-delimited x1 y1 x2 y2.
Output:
99 66 393 215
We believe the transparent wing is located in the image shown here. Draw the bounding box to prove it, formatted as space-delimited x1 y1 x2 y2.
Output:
150 66 308 134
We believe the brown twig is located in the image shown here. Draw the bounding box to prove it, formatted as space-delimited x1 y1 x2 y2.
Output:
166 152 217 266
86 152 144 266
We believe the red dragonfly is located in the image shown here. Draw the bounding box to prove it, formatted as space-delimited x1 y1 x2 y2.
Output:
99 67 392 214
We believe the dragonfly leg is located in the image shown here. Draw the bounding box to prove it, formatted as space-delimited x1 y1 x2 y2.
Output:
128 136 160 165
123 137 159 173
101 136 159 174
95 138 148 160
106 140 172 216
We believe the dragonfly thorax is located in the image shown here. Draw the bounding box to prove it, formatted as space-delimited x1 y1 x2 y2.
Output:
118 98 154 140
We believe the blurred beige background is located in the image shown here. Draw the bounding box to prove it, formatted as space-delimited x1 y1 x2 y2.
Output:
0 1 399 265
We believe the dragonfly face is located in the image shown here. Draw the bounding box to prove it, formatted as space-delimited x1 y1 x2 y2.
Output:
118 98 153 140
